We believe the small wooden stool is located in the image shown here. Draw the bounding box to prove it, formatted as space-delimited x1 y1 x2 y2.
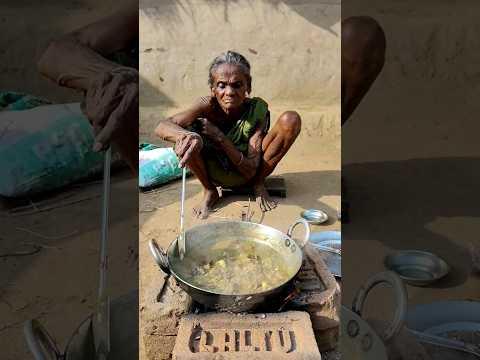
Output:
221 176 287 198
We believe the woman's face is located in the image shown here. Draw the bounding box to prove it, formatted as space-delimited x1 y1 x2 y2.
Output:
211 64 249 113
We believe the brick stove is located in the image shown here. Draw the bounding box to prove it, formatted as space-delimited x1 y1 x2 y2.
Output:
140 243 340 360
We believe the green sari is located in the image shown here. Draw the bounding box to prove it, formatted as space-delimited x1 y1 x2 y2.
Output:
202 97 270 187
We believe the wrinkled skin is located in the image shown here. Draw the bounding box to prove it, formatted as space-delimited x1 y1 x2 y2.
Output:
81 68 139 171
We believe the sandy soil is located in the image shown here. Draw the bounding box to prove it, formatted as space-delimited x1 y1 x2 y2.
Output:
138 106 341 358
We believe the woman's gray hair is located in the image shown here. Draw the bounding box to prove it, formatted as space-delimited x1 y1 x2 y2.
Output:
208 50 252 92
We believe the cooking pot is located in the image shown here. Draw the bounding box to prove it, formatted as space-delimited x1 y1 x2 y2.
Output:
24 290 138 360
341 271 407 359
149 219 310 312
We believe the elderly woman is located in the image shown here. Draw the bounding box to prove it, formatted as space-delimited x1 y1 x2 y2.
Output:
156 51 301 219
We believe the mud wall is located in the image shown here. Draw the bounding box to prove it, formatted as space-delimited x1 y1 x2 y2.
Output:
0 0 128 103
139 0 341 109
342 0 480 161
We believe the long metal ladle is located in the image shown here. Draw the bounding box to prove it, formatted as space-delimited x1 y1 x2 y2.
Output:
177 166 186 260
93 147 111 360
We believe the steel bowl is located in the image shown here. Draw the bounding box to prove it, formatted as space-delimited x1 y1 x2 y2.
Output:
384 250 450 286
301 209 329 225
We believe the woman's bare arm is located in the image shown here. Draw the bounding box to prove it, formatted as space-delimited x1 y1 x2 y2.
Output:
155 101 207 143
37 1 138 90
199 119 265 180
155 99 210 167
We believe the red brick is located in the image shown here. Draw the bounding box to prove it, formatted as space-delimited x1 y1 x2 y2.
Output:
294 244 338 309
292 244 340 352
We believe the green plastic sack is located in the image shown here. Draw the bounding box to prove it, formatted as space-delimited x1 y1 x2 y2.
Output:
0 91 51 111
0 98 119 197
139 143 188 188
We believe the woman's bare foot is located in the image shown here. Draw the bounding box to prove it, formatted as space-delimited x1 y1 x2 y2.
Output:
254 182 277 213
193 188 220 219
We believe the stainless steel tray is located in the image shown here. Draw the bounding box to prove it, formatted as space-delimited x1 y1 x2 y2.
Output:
310 231 341 278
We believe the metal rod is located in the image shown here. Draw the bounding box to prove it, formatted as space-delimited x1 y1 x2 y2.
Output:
98 147 111 300
95 147 111 359
315 245 342 255
178 166 186 259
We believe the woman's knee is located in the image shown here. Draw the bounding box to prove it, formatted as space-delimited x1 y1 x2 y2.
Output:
277 111 301 134
342 16 386 47
342 16 386 65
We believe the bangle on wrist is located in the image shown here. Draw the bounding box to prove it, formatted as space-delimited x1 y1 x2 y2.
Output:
235 152 244 166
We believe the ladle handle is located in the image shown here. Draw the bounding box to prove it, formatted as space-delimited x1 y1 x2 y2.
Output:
149 239 170 275
287 218 311 248
352 271 407 342
24 319 62 360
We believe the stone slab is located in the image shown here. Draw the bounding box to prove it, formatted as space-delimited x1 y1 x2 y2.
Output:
222 176 287 198
173 311 321 360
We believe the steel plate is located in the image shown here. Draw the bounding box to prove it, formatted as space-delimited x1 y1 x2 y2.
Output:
384 250 450 286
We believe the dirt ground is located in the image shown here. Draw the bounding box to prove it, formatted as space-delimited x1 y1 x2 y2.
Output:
0 170 138 359
138 106 341 358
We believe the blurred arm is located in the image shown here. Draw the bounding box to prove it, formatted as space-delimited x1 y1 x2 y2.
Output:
37 1 138 91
